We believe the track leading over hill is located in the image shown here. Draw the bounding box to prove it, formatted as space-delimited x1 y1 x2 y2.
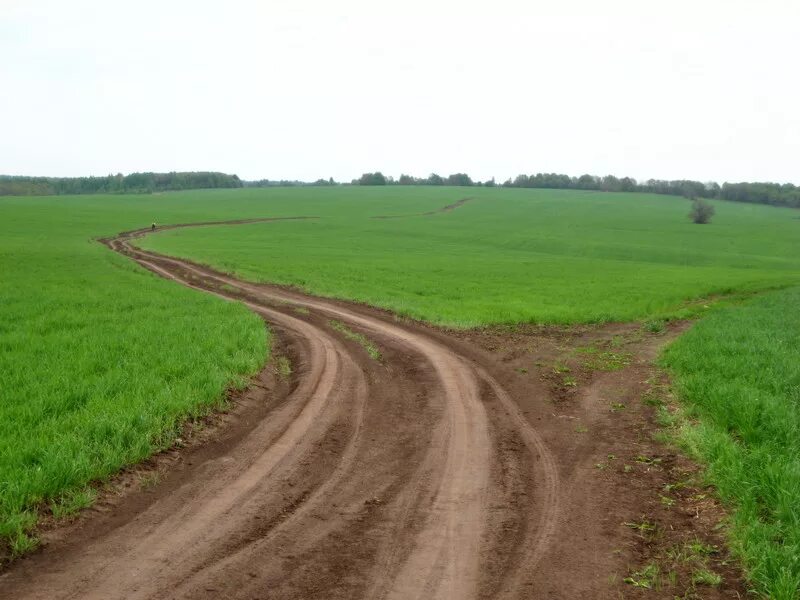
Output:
4 221 561 599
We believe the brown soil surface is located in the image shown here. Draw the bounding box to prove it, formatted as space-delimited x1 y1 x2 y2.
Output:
0 222 747 599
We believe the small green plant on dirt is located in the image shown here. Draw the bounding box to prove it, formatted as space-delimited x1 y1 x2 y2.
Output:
691 568 722 586
552 363 570 374
624 518 659 542
515 367 528 374
644 319 666 334
686 539 717 557
329 320 381 360
660 494 676 508
50 487 96 519
634 454 663 466
276 356 292 378
625 518 657 533
563 375 578 387
581 350 632 372
664 480 691 494
610 335 626 348
293 306 310 315
9 532 39 558
139 472 161 490
575 424 588 433
624 563 661 589
610 402 626 412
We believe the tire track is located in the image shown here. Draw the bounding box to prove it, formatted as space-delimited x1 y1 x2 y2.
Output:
125 231 495 599
3 218 560 600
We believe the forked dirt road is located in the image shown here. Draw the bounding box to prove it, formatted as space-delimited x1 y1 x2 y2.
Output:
1 220 745 599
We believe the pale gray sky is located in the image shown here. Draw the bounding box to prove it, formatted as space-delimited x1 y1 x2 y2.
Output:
2 0 799 183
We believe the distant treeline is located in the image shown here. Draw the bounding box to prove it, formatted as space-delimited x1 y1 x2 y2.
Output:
0 172 243 196
354 172 800 208
243 178 336 188
4 169 799 208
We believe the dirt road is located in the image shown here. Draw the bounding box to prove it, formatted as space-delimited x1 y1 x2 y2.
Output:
1 221 745 599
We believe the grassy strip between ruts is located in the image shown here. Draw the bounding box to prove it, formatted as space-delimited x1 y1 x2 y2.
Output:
661 286 800 599
329 320 381 360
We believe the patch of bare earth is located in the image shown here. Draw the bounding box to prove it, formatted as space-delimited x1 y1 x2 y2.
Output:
448 322 747 599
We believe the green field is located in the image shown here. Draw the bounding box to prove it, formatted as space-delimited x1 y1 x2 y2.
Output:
663 287 800 599
140 187 800 326
0 193 278 557
2 186 799 597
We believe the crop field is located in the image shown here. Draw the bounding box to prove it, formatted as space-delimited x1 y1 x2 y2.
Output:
140 186 800 326
663 286 800 598
2 186 799 598
0 194 279 556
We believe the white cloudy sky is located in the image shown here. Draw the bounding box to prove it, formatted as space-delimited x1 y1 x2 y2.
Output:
2 0 799 183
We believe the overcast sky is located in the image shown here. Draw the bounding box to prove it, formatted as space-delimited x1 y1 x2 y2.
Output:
2 0 799 183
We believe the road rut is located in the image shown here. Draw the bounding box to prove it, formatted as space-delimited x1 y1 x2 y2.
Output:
1 221 560 600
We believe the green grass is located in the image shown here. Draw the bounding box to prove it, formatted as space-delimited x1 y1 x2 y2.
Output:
329 320 381 360
140 187 800 326
0 192 282 558
662 286 800 599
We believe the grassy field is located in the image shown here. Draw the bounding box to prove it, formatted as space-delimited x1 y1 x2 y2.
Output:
663 287 800 599
0 193 280 558
141 187 800 326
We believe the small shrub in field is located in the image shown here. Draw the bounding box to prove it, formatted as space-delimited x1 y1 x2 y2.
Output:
689 198 715 224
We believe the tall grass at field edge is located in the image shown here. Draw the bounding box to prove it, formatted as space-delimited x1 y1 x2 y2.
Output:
662 286 800 599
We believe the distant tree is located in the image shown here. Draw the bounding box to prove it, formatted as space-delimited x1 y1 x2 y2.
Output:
446 173 473 187
600 175 621 192
426 173 444 186
689 198 716 224
484 177 496 188
513 174 531 187
357 172 387 186
575 174 599 190
398 174 416 185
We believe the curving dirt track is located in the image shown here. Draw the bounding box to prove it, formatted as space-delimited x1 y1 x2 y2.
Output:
0 220 745 599
1 221 560 600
